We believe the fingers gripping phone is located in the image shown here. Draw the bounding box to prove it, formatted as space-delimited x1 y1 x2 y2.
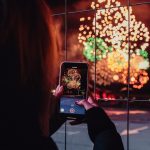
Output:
59 61 88 118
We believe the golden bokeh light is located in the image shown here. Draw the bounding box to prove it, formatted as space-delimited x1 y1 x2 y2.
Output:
78 0 150 89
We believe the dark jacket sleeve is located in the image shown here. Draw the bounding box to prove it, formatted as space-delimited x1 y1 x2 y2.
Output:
86 107 124 150
48 94 66 136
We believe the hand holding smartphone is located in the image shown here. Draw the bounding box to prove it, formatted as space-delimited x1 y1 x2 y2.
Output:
59 61 88 118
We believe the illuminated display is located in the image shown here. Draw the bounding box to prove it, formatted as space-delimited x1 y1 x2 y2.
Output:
78 0 150 89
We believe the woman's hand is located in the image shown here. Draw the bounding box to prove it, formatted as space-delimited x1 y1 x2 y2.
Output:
69 97 99 125
76 97 99 111
53 85 63 98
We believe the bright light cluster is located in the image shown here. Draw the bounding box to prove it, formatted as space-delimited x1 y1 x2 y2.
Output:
78 0 150 89
90 56 149 89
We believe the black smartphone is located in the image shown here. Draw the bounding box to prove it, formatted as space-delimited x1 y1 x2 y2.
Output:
59 61 88 118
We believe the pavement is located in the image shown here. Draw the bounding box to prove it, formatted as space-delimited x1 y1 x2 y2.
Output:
52 109 150 150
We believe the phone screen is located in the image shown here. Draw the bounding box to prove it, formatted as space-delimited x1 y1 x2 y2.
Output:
59 62 88 117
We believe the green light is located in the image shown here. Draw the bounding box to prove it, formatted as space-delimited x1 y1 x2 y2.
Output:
139 50 148 59
83 37 112 62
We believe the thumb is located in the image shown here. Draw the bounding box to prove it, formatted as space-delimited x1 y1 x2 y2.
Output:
76 99 94 110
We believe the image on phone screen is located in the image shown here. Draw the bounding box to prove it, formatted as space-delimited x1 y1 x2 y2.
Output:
59 62 88 116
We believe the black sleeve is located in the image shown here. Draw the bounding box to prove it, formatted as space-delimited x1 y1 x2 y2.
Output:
48 94 66 136
86 107 124 150
86 107 117 142
93 129 124 150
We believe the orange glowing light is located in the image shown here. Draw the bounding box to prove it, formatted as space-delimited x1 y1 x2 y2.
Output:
113 75 119 81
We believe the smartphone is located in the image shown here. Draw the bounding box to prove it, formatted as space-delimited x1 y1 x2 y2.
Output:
59 61 88 118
